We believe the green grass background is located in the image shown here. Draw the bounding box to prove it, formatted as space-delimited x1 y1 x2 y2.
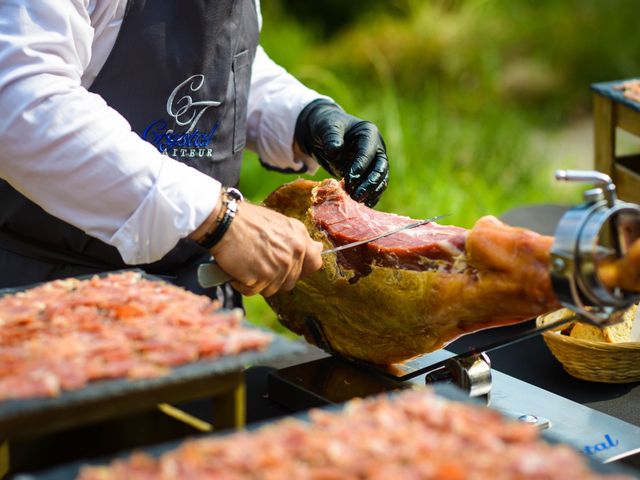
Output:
239 0 640 334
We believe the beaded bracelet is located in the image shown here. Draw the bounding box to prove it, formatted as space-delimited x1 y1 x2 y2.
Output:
197 187 244 250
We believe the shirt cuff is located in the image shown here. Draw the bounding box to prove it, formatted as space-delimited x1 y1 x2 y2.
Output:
254 91 327 174
109 157 220 265
246 46 331 173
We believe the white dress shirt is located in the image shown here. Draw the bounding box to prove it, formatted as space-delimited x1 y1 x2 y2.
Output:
0 0 321 265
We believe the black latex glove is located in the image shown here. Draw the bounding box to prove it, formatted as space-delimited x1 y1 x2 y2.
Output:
294 99 389 207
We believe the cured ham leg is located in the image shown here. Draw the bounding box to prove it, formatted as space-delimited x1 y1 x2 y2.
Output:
264 179 639 365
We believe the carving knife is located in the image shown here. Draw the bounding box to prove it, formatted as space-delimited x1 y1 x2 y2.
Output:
197 213 450 289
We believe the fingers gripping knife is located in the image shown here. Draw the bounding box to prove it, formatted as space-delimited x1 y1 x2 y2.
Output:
196 214 451 289
417 170 640 400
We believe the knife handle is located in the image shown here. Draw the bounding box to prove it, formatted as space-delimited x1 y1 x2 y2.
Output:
197 261 232 288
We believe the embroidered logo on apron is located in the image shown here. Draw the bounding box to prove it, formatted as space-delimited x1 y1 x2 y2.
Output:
141 74 221 159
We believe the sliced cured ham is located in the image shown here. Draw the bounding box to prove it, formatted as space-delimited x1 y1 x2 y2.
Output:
312 183 468 272
0 271 272 402
77 388 632 480
264 179 563 364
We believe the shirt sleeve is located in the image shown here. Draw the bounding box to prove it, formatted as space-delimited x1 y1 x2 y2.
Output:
0 0 220 265
246 45 329 174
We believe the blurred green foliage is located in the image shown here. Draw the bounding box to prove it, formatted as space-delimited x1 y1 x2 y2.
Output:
241 0 640 332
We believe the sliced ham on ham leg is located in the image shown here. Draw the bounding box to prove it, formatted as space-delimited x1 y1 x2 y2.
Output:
263 179 640 365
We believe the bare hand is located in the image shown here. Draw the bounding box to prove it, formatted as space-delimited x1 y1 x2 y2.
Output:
209 202 323 297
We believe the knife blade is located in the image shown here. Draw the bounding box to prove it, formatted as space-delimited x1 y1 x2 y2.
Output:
197 213 449 289
321 213 450 255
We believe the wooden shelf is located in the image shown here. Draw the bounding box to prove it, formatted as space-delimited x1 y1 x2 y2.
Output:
592 80 640 203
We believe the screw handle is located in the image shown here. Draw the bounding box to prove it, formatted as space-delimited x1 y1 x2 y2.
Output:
555 170 617 206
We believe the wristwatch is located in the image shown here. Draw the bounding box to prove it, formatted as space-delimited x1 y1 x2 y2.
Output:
197 187 244 250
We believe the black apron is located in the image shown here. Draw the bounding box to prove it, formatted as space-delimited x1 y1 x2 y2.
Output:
0 0 259 307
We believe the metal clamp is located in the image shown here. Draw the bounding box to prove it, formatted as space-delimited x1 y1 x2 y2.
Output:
551 170 640 325
424 352 492 404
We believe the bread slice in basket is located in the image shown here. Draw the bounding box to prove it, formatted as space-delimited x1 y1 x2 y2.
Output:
569 304 637 343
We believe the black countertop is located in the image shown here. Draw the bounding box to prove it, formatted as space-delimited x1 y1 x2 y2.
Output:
447 320 640 426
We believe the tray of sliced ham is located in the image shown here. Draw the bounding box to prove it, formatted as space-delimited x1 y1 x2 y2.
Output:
13 385 639 480
0 271 304 438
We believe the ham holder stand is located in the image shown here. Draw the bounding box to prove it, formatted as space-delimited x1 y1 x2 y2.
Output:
267 170 640 464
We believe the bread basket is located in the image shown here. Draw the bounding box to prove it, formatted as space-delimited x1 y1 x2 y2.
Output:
536 308 640 383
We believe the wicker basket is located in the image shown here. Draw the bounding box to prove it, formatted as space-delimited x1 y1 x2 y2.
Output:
536 309 640 383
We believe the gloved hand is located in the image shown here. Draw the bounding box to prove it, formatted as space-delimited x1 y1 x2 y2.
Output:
294 99 389 207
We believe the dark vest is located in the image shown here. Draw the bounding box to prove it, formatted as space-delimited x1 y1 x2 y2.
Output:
0 0 259 275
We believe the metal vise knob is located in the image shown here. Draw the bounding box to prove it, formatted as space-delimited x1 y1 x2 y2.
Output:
424 353 492 404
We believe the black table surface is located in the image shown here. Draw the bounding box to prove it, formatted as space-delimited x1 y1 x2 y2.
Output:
447 320 640 426
251 330 640 430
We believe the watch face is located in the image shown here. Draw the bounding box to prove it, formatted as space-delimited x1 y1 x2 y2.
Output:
224 187 244 202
